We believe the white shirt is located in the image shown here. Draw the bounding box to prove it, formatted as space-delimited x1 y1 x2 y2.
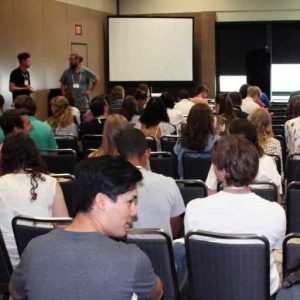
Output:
241 96 260 115
285 116 300 155
184 191 286 295
167 108 184 127
174 98 194 117
133 168 185 239
205 154 282 194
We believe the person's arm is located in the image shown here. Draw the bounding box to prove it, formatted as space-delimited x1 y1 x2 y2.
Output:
52 182 69 217
170 215 182 238
9 281 24 300
85 79 98 96
149 277 163 300
9 82 33 93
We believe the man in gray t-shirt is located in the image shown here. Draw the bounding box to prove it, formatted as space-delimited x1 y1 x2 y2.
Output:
10 156 163 300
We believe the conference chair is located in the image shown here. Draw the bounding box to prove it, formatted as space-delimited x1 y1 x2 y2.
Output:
161 135 180 154
182 151 211 181
149 151 177 178
40 149 78 174
286 181 300 233
249 181 278 202
272 124 285 138
283 233 300 278
127 228 186 300
51 173 75 217
0 231 12 300
81 134 103 152
54 134 79 153
271 115 286 125
185 230 270 300
286 153 300 183
146 136 157 152
12 216 72 256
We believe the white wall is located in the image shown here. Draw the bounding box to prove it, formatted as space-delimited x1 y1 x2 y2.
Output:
119 0 300 21
55 0 116 14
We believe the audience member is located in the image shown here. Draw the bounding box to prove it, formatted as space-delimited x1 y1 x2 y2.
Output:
14 95 58 150
79 95 108 137
65 91 81 126
239 83 250 99
285 99 300 155
134 87 148 115
9 155 163 300
109 85 125 113
241 85 262 114
185 135 286 296
116 128 185 239
174 103 220 178
286 94 300 120
227 91 248 119
47 96 78 137
89 114 129 157
0 133 68 267
191 83 209 104
119 95 140 125
174 89 194 117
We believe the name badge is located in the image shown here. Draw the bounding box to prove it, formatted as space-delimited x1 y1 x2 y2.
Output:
24 79 29 86
73 83 80 89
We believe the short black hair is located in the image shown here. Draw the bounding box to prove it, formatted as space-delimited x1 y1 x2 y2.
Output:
89 95 107 117
14 95 36 116
17 52 30 63
160 91 175 109
116 128 147 160
0 109 28 135
73 156 142 214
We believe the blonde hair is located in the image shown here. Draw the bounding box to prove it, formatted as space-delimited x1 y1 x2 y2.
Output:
248 108 273 147
247 86 261 98
90 114 129 157
47 96 74 129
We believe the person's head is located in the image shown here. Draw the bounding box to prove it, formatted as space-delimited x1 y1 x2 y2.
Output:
228 91 242 107
17 52 31 69
292 98 300 118
96 114 129 156
0 109 32 136
215 93 235 120
239 83 250 99
1 132 47 201
89 95 108 118
181 103 214 151
178 89 190 100
137 83 150 98
73 155 142 237
0 94 5 110
139 97 169 128
211 135 259 187
116 128 150 167
14 95 37 116
194 83 209 98
69 53 82 69
160 91 175 109
110 86 125 101
120 95 139 121
48 96 73 128
229 118 264 157
247 86 262 103
248 108 273 147
134 88 148 110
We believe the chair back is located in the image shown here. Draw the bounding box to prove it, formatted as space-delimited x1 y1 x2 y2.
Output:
182 151 211 180
161 135 179 154
286 181 300 233
81 134 103 152
0 230 12 296
249 181 278 202
12 216 72 256
283 233 300 278
146 136 157 151
271 115 286 125
127 228 180 299
40 149 78 174
185 230 270 300
287 153 300 183
150 151 176 178
272 124 284 137
55 134 79 153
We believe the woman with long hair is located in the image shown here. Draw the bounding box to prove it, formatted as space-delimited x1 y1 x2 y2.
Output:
174 103 220 178
0 133 68 267
89 114 129 157
47 96 78 137
119 95 140 125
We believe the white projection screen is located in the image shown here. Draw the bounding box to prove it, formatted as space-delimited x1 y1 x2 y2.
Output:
108 17 194 82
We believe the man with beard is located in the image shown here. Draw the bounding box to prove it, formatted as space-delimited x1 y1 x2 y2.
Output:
60 53 99 109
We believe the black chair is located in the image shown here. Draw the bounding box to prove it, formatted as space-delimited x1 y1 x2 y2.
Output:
185 230 270 300
272 124 285 137
81 134 103 152
0 231 12 300
146 136 157 151
127 228 183 300
161 135 179 154
12 216 72 256
54 134 79 153
274 134 286 174
249 181 278 202
271 115 286 125
286 181 300 233
51 173 75 217
150 151 176 178
175 179 207 207
40 149 78 174
286 153 300 183
283 233 300 278
182 151 211 180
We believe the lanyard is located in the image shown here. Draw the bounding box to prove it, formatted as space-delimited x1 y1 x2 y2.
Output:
71 71 82 84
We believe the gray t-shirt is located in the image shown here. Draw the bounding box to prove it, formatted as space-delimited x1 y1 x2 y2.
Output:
11 230 157 300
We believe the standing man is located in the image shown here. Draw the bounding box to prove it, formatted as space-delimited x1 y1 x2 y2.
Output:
9 52 34 101
60 53 99 109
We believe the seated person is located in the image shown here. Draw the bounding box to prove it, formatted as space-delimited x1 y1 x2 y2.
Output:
79 95 108 137
190 83 209 105
9 156 163 300
185 135 286 296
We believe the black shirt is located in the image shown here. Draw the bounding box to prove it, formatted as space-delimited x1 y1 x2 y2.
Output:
79 117 106 138
9 67 31 100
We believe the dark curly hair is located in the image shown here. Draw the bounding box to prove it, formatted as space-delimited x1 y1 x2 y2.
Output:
181 103 214 151
1 133 48 201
